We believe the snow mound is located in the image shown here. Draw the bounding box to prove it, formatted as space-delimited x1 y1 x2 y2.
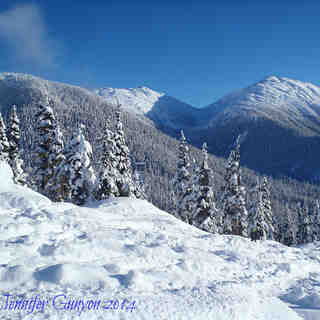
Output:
0 162 318 319
0 161 14 191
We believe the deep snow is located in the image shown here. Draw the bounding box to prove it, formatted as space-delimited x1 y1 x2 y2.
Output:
0 162 320 319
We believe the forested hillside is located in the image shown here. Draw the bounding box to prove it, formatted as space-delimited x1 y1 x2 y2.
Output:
0 73 320 233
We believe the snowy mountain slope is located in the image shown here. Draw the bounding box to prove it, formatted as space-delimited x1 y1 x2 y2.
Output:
94 86 201 129
0 161 320 320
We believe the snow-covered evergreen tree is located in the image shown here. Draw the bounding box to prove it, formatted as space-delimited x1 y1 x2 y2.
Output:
7 105 27 185
192 143 219 233
63 125 96 205
296 202 313 244
33 97 66 200
221 137 248 237
96 118 119 199
248 178 271 241
312 200 320 241
133 170 146 199
114 106 135 197
0 112 10 163
49 124 68 201
260 177 275 240
171 130 193 223
280 204 295 246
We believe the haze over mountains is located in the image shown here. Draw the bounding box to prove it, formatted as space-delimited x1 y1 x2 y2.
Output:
95 76 320 182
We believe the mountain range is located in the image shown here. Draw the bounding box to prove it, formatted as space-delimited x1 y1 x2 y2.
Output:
0 72 320 219
95 76 320 182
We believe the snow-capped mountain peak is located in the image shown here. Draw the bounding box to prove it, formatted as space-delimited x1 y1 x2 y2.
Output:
94 86 165 115
203 76 320 128
248 75 320 106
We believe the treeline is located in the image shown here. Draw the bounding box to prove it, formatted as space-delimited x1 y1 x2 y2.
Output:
0 97 145 205
170 132 320 246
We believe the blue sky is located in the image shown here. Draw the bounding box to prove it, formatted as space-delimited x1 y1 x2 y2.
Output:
0 0 320 107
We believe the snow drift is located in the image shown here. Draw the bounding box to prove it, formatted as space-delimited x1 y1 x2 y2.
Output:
0 162 319 319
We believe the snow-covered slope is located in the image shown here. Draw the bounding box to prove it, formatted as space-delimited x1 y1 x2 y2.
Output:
94 86 201 129
0 161 320 320
0 72 107 113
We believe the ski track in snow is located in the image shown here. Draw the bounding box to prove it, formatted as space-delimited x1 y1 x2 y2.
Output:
0 162 319 319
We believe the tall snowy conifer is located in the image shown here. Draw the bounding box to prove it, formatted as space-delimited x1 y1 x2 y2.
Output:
0 112 10 163
33 97 66 200
248 178 271 241
172 130 192 223
64 125 96 205
7 105 26 185
114 106 135 197
221 136 248 236
296 202 313 244
260 177 274 240
192 143 219 233
96 118 119 199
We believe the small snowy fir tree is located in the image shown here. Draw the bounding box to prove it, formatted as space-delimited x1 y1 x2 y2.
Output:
133 170 146 199
248 178 269 241
0 112 10 163
296 202 313 244
192 143 219 233
96 118 120 199
221 136 248 237
171 130 193 223
7 105 27 185
114 106 135 197
63 125 96 205
33 97 66 200
280 204 295 246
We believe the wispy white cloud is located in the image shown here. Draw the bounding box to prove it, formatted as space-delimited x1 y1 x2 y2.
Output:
0 3 59 67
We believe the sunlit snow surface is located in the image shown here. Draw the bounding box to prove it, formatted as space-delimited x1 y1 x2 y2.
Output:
0 162 319 319
94 87 164 115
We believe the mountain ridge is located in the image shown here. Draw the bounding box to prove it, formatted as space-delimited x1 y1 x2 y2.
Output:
1 71 320 184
